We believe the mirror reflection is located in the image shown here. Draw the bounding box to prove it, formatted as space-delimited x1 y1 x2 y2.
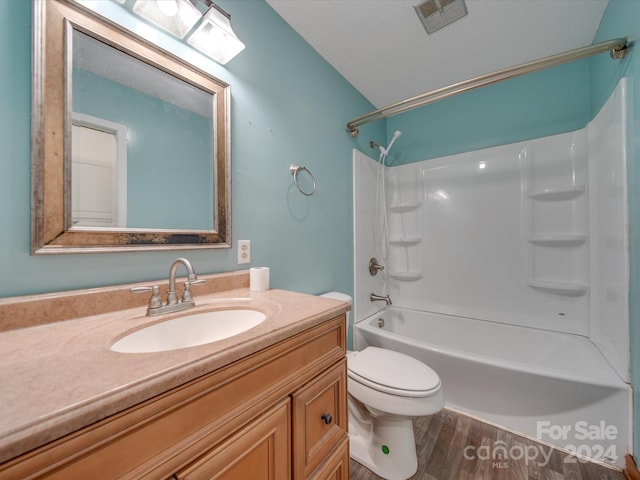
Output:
71 30 214 230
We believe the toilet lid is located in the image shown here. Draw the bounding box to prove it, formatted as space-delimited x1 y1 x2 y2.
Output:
347 347 441 397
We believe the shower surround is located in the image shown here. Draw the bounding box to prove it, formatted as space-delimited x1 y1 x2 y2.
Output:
352 79 631 466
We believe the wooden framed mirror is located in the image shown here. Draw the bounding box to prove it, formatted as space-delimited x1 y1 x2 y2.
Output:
31 0 231 254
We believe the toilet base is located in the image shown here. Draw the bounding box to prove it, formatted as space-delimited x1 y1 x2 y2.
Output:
349 412 418 480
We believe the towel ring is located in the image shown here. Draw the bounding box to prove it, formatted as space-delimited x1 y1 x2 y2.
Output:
289 164 316 196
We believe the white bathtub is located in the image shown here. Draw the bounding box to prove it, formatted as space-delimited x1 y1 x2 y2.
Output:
354 307 630 467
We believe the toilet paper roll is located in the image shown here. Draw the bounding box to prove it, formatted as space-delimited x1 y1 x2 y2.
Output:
250 267 270 291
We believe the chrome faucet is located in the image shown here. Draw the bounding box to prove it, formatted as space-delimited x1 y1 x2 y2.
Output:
131 257 206 316
370 293 392 305
167 258 199 305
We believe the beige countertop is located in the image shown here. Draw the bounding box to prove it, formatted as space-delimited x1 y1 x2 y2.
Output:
0 284 349 464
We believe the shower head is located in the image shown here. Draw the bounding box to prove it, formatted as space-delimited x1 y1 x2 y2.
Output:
382 130 402 156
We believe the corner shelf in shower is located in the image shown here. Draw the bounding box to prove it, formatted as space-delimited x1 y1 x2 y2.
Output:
527 280 588 297
526 185 586 201
527 234 587 247
389 236 422 246
388 201 421 212
388 271 423 281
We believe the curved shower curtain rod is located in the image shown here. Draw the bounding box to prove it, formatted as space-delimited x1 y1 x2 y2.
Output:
346 37 630 137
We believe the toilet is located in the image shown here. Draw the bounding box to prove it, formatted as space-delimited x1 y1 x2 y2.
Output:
320 292 444 480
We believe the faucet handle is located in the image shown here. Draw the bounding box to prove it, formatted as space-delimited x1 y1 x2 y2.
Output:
182 281 194 302
130 286 153 293
131 285 163 309
182 278 206 302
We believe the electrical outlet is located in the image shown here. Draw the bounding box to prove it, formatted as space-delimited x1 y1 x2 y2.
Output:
238 240 250 264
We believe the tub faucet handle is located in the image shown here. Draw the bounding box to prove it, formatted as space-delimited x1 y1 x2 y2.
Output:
369 258 384 276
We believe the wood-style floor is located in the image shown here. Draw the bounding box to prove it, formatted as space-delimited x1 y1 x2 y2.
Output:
349 408 625 480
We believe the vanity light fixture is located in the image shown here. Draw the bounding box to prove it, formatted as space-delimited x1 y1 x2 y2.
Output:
132 0 201 39
414 0 467 34
186 2 245 65
130 0 245 64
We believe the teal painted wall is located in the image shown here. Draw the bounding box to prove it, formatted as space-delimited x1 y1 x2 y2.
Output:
386 58 590 165
591 0 640 459
0 0 383 299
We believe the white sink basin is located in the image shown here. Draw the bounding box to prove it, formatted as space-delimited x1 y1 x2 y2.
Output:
111 309 266 353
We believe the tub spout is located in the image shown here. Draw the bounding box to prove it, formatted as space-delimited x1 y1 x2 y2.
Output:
370 293 392 305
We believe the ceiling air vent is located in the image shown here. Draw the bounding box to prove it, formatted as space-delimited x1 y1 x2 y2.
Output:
414 0 467 34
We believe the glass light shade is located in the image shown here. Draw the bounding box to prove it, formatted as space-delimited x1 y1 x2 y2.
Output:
187 6 245 64
132 0 201 39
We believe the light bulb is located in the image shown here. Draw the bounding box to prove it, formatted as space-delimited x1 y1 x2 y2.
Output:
156 0 178 17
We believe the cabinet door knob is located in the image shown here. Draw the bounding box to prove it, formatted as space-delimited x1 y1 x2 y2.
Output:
321 413 333 425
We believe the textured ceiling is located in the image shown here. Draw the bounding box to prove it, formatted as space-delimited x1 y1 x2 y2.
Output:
266 0 609 109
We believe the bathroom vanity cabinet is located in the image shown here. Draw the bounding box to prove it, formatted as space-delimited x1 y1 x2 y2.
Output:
0 314 348 480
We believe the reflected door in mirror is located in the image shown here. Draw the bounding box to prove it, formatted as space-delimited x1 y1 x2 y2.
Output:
72 115 128 227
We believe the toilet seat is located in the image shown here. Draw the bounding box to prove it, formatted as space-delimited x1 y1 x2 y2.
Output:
347 347 441 398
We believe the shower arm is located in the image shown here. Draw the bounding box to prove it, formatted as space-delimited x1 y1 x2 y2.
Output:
346 37 630 137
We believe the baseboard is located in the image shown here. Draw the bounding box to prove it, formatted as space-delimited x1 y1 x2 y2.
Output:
625 454 640 480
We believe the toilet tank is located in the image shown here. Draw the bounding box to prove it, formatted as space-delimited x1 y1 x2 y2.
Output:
320 291 352 325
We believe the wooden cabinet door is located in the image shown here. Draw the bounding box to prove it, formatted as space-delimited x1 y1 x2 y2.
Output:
175 399 291 480
292 359 347 479
307 437 349 480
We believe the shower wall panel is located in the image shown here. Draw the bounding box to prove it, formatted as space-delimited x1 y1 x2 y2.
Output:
588 79 629 381
387 135 590 335
352 150 387 324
